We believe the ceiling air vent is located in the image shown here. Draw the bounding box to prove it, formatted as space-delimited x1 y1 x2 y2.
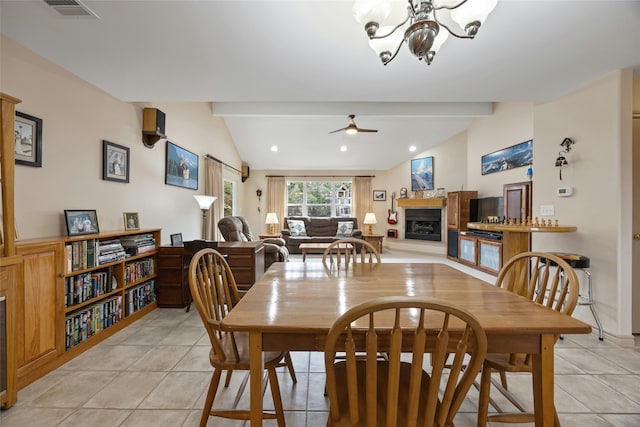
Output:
43 0 99 18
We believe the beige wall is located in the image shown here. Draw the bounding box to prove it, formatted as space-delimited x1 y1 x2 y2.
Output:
532 70 633 336
1 35 243 244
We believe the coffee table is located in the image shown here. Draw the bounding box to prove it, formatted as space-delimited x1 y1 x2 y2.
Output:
299 242 351 262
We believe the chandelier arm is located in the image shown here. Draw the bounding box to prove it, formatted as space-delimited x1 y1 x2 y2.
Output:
433 13 474 39
432 0 470 11
369 8 412 40
383 38 407 65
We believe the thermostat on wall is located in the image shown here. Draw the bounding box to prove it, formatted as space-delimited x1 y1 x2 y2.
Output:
556 187 573 197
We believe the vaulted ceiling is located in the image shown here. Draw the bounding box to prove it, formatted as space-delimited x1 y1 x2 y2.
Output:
2 0 639 170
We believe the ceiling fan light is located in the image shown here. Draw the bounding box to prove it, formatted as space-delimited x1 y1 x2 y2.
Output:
450 0 497 33
353 0 391 25
405 20 439 59
345 126 358 135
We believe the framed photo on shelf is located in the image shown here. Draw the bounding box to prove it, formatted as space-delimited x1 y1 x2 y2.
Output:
411 156 434 191
103 140 130 183
373 190 386 201
170 233 183 246
15 111 43 167
165 141 198 190
64 210 99 236
481 139 533 175
123 212 140 230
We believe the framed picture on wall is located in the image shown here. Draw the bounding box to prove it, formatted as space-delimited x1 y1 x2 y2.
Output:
103 140 130 183
481 139 533 175
410 156 434 191
165 141 198 190
373 190 386 201
15 111 43 167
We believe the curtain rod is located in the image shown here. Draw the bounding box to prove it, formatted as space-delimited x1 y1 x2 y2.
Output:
205 154 242 174
265 175 375 178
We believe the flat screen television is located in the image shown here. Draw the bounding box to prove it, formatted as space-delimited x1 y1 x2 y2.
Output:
470 196 504 222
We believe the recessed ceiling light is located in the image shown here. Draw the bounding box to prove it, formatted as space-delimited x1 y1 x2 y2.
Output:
409 146 417 152
271 145 278 152
340 146 347 152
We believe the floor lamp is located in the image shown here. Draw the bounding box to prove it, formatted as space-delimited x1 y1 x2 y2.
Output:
193 195 217 240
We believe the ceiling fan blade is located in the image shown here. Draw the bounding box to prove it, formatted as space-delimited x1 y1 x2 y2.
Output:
328 127 347 134
357 128 378 133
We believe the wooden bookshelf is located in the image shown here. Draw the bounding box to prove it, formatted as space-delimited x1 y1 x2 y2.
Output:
0 92 22 409
14 228 160 390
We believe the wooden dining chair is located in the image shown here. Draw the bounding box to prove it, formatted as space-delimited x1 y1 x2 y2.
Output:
322 237 381 271
188 248 288 427
477 251 580 426
325 296 487 427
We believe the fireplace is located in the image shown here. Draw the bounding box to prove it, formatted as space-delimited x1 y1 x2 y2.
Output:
405 208 442 241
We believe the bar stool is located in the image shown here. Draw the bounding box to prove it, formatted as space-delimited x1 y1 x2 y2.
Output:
544 253 603 340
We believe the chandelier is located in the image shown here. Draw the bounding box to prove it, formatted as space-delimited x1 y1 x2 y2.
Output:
353 0 498 66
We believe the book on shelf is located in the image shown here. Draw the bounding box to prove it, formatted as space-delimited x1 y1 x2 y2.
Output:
121 233 157 256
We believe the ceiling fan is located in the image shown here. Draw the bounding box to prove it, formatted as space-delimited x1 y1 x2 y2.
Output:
329 115 378 135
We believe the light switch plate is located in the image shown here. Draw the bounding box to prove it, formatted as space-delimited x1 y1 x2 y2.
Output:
540 205 555 216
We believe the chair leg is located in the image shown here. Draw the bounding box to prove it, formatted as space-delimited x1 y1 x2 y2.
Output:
267 367 287 427
284 352 297 383
477 365 492 427
200 369 222 427
224 370 233 387
500 371 508 389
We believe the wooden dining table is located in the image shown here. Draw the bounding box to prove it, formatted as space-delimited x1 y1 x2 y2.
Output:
221 261 592 427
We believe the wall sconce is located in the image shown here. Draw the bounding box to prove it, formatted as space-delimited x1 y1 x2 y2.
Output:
256 189 262 212
555 138 574 180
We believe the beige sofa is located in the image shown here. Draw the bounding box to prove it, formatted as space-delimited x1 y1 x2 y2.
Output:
281 216 362 254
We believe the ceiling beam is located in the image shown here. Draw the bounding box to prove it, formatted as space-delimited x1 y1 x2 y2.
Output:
211 102 493 118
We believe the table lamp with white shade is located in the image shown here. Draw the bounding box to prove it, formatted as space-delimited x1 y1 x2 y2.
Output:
193 195 217 239
363 212 377 234
265 212 279 234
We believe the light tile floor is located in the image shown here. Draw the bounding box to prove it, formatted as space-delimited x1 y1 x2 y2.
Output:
1 251 639 427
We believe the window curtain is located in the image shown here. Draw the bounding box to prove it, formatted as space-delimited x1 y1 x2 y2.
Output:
204 157 223 240
353 176 372 229
267 176 286 232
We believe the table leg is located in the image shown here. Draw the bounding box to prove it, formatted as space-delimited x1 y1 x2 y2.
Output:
302 250 306 262
249 331 265 426
532 334 556 426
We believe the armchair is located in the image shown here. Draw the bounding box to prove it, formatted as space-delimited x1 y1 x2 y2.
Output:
217 216 288 270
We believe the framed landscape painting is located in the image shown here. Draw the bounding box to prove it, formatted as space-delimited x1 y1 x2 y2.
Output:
481 139 533 175
410 156 434 191
165 141 198 190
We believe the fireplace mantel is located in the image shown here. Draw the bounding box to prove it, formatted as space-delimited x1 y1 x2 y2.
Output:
397 198 446 208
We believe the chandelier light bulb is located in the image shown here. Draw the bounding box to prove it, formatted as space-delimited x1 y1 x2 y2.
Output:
352 0 392 25
368 25 404 64
450 0 498 35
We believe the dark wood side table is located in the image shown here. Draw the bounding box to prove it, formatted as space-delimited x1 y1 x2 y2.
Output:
258 233 281 239
361 233 384 253
156 241 265 308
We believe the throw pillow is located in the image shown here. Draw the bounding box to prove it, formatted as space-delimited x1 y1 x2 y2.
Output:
336 221 354 237
287 219 307 237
